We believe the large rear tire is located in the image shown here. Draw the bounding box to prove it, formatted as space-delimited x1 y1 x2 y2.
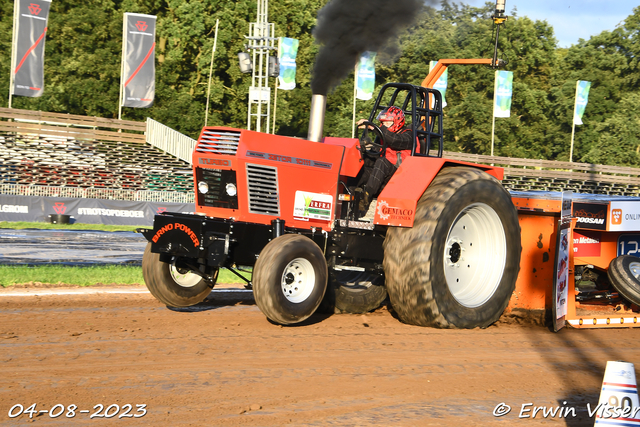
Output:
253 234 328 325
608 255 640 306
142 243 216 307
383 167 521 328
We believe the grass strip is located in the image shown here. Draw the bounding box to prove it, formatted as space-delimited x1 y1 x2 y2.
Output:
0 265 144 287
0 265 246 287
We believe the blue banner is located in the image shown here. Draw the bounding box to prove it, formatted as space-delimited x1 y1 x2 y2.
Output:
355 51 376 101
429 61 448 107
573 80 591 125
493 70 513 118
277 37 299 90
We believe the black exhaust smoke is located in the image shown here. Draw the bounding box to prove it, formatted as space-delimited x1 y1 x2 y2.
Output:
310 0 429 96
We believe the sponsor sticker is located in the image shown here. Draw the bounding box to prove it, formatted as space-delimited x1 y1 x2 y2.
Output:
572 202 607 230
152 222 200 247
376 200 414 222
572 231 601 257
609 201 640 231
293 191 333 221
246 150 332 169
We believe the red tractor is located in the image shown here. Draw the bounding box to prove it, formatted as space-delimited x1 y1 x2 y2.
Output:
139 61 521 328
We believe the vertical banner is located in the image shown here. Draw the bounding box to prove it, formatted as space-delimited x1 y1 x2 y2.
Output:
11 0 52 98
429 61 448 107
277 37 299 90
573 80 591 125
493 70 513 118
121 13 156 108
552 191 573 332
355 51 376 101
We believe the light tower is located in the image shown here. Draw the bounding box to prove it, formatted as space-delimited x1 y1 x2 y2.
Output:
243 0 276 133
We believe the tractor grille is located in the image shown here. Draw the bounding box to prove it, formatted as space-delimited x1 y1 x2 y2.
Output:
246 163 280 215
196 130 240 155
196 168 238 209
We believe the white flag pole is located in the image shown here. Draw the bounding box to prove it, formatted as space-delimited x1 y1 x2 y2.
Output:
8 0 19 109
118 13 127 121
491 70 498 157
491 115 496 157
272 38 280 134
204 19 219 128
569 81 579 162
352 62 358 139
272 81 278 134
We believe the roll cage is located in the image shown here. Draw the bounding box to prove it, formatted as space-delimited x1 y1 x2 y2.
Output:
367 83 444 158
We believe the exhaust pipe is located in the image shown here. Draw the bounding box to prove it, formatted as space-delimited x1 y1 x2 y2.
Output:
307 94 326 142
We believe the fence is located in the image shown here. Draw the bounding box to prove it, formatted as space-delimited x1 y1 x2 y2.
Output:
0 107 146 144
444 151 640 190
146 118 197 164
0 184 194 203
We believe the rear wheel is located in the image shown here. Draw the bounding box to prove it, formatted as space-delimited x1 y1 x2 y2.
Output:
383 167 521 328
327 271 387 314
253 234 328 325
142 243 216 307
608 255 640 306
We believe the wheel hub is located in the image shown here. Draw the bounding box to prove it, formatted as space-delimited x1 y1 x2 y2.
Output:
446 239 463 266
443 203 506 308
281 258 315 303
630 262 640 280
169 260 202 288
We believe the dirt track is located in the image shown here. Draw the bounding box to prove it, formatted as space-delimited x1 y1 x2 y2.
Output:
1 286 640 426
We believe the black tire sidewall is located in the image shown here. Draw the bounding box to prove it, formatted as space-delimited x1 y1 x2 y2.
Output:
428 179 520 328
332 272 387 314
254 235 328 324
142 243 213 307
608 255 640 305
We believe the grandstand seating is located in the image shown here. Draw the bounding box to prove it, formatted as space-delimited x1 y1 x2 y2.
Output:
0 108 194 198
0 132 193 193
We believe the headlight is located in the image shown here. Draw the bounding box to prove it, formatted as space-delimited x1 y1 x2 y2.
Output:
198 181 209 194
225 183 237 197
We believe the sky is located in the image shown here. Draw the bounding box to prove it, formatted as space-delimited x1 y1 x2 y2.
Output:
461 0 638 48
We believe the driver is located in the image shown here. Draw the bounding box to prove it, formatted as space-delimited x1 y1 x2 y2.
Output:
355 106 413 214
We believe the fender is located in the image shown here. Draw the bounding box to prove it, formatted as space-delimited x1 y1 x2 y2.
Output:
374 157 503 227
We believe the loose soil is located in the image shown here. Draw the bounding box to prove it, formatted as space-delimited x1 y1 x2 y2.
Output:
1 285 639 426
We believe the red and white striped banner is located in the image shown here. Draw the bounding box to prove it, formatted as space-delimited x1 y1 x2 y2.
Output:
121 13 156 108
11 0 52 98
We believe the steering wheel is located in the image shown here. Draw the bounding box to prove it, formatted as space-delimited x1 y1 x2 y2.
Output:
356 120 386 158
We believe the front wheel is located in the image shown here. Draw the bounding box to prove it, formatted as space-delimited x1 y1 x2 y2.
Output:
253 234 328 325
384 167 521 328
142 243 216 307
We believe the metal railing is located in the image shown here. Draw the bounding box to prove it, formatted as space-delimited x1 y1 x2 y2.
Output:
146 118 197 164
0 184 195 203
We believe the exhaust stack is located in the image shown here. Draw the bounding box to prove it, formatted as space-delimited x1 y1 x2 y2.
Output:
307 94 326 142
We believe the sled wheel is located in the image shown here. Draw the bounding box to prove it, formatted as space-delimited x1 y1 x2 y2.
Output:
142 243 216 307
608 255 640 306
328 271 387 314
383 166 521 328
253 234 328 325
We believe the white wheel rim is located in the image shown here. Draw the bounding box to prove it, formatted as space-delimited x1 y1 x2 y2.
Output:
281 258 315 303
443 202 507 308
170 261 202 288
629 261 640 280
